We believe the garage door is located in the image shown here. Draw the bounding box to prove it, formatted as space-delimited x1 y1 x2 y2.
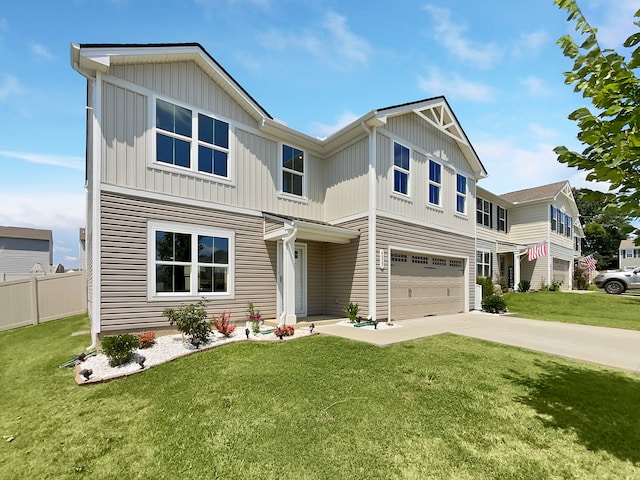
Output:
390 251 465 320
553 258 570 290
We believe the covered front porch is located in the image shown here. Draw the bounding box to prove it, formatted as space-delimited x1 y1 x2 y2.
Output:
263 214 361 325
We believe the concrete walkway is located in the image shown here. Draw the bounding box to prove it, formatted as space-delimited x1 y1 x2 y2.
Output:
314 312 640 373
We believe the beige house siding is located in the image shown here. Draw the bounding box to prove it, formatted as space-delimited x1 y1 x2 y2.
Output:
99 191 277 333
376 129 475 237
323 137 369 222
507 204 549 245
376 216 476 317
324 217 368 317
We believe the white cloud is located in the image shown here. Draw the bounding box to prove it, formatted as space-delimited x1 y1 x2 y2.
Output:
258 11 371 69
0 191 85 232
309 111 361 138
0 150 84 170
520 76 551 97
513 30 549 58
423 4 501 69
0 75 25 102
588 0 639 47
418 68 493 102
567 169 612 193
30 43 55 61
528 123 560 140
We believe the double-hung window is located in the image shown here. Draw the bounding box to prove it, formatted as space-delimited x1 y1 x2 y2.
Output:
282 144 304 197
393 142 410 195
428 160 441 205
477 250 492 277
149 221 234 298
550 205 558 231
497 206 507 232
477 198 492 227
565 215 572 237
558 210 565 235
456 174 466 214
155 98 230 179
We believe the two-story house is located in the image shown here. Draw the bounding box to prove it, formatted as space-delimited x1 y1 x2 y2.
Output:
0 226 54 281
72 42 492 344
476 182 583 291
619 239 640 271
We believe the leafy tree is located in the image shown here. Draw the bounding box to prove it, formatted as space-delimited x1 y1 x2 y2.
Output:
573 188 634 269
554 0 640 221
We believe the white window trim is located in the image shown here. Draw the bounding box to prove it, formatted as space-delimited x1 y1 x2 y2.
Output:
455 173 467 215
278 143 307 200
147 220 235 301
150 94 235 186
477 249 492 278
428 159 442 207
497 205 507 232
392 141 411 197
477 198 492 228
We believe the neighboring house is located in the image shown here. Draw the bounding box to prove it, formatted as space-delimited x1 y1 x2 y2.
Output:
619 239 640 271
476 182 584 291
71 43 581 345
0 226 53 281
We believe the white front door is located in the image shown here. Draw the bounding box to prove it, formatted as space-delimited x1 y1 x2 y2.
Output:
294 246 307 316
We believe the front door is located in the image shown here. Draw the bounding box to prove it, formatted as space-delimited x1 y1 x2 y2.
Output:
295 246 307 316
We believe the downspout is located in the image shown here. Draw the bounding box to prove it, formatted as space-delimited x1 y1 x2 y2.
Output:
361 122 377 322
279 224 298 326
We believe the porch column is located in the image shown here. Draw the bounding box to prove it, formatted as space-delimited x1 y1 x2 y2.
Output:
280 226 297 326
513 252 521 290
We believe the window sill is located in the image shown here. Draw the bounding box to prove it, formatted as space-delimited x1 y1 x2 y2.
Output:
150 162 235 186
148 292 235 302
425 203 443 212
391 192 413 204
278 192 309 204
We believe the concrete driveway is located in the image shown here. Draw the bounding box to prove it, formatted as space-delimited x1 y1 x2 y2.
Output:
314 312 640 373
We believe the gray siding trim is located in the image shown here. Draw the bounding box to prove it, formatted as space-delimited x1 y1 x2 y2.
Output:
99 191 277 332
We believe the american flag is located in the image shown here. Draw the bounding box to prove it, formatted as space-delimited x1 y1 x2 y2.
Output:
527 241 547 261
583 253 597 271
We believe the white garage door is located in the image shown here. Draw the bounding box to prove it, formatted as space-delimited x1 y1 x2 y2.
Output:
390 251 465 320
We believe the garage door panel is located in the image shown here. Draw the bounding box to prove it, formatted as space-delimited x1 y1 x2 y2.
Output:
391 252 464 320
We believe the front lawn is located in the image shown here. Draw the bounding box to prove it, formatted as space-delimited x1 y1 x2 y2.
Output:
504 291 640 331
1 315 639 479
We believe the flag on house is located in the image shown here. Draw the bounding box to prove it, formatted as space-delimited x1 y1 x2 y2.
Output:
527 241 547 261
583 253 597 271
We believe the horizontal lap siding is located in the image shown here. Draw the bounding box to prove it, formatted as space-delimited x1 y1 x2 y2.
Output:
99 192 276 332
324 218 368 317
376 216 476 315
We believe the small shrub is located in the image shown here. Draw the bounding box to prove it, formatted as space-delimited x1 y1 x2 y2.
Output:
163 299 212 348
344 302 360 323
247 302 262 334
274 325 295 338
517 280 531 292
498 276 509 293
549 279 563 291
214 311 236 337
476 276 494 299
135 331 156 349
482 294 508 314
574 265 589 290
101 334 140 367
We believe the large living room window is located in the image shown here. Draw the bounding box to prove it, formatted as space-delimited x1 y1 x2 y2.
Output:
428 160 441 205
149 221 234 298
155 98 230 179
282 144 304 197
393 142 410 195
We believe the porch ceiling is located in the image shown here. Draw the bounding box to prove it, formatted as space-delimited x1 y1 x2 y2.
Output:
264 214 359 244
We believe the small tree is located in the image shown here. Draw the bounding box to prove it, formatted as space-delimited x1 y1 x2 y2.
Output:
163 299 212 348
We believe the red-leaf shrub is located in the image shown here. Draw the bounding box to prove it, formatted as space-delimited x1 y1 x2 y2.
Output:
214 311 236 337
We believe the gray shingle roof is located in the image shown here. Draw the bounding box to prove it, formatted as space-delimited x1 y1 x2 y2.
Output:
0 226 52 241
499 181 567 204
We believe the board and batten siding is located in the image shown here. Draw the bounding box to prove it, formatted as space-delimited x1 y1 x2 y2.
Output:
323 137 369 222
100 79 325 222
376 216 476 316
324 217 368 317
376 130 475 237
99 191 277 333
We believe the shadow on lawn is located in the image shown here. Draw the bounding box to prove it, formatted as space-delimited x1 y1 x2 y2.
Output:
507 361 640 465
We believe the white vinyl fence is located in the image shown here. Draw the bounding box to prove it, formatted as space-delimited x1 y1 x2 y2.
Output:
0 271 87 331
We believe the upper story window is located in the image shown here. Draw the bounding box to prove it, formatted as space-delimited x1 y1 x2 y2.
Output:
282 144 305 197
565 215 572 237
477 198 492 227
497 206 507 232
558 210 565 235
155 98 230 179
393 142 410 195
456 174 466 214
550 205 558 231
149 220 234 298
428 160 441 205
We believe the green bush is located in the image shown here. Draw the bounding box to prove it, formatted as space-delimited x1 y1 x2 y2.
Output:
549 279 563 291
574 265 589 290
517 280 531 292
477 276 494 299
344 302 360 323
163 299 212 348
101 334 140 367
482 294 508 314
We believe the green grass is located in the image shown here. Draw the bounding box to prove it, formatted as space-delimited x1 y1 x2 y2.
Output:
504 291 640 330
1 315 640 479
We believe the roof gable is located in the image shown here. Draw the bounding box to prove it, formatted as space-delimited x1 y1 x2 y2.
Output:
499 181 569 204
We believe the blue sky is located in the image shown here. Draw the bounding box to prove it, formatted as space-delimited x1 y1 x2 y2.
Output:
0 0 638 268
